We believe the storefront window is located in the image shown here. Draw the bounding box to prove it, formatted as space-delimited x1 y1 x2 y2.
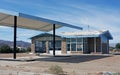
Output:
83 38 88 51
77 38 82 42
71 38 76 42
77 44 83 51
35 41 46 53
66 38 84 52
48 41 61 50
66 38 70 43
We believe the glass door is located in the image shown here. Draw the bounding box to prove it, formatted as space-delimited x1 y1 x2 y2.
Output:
71 43 76 51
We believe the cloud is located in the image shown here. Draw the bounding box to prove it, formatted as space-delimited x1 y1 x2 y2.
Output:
17 28 42 37
0 0 120 43
18 33 33 37
35 2 120 43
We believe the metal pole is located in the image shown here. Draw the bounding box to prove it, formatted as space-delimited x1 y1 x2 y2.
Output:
13 16 17 59
53 24 55 56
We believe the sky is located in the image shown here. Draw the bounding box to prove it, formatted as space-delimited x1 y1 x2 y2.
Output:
0 0 120 43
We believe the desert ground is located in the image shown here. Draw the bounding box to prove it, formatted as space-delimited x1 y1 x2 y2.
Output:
0 53 120 75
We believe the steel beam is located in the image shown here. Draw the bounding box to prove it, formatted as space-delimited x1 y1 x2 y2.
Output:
53 24 55 56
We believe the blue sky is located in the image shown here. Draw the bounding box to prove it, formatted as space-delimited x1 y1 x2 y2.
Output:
0 0 120 43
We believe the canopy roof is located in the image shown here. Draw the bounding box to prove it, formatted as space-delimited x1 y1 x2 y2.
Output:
0 9 82 31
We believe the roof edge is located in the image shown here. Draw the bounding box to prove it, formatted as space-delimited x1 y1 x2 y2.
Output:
19 13 83 30
101 30 113 40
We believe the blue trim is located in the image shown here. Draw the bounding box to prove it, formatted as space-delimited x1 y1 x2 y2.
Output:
101 30 113 40
19 13 83 30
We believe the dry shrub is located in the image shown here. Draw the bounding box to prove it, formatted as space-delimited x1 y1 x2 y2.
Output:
113 72 120 75
8 73 13 75
72 70 76 75
88 72 103 75
29 57 33 60
6 65 9 67
49 65 64 75
34 73 40 75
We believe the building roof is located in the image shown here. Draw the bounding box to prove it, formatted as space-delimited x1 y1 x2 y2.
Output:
31 33 61 39
31 30 113 40
62 30 113 40
0 9 82 31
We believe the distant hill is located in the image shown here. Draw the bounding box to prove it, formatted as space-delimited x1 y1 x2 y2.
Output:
0 40 31 48
0 39 116 48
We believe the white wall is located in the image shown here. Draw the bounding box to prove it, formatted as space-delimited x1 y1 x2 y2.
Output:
49 50 61 55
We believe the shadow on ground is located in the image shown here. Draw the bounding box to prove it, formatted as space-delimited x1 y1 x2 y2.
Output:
0 55 112 63
35 55 111 63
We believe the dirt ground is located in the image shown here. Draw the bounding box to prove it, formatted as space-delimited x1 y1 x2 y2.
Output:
0 53 120 75
0 53 35 58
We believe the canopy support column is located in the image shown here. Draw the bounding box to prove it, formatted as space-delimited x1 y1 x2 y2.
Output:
53 24 55 56
13 16 17 59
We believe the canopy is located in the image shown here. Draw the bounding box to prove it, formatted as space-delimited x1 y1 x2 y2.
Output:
0 9 82 31
0 9 83 59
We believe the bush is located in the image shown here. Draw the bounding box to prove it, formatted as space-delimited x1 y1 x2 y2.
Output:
49 65 63 75
113 72 120 75
116 43 120 49
27 47 31 52
0 44 13 53
0 44 31 53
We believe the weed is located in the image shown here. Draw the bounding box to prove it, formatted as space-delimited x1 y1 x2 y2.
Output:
49 65 63 75
34 73 40 75
6 65 9 67
113 72 120 75
8 73 13 75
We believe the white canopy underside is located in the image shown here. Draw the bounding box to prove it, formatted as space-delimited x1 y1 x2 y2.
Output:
0 9 82 31
0 13 62 31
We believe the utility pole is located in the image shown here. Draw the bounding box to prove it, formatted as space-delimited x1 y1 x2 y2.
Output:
88 25 90 31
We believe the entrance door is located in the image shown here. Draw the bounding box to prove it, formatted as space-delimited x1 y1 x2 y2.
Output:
67 44 71 54
71 43 76 51
41 41 46 53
